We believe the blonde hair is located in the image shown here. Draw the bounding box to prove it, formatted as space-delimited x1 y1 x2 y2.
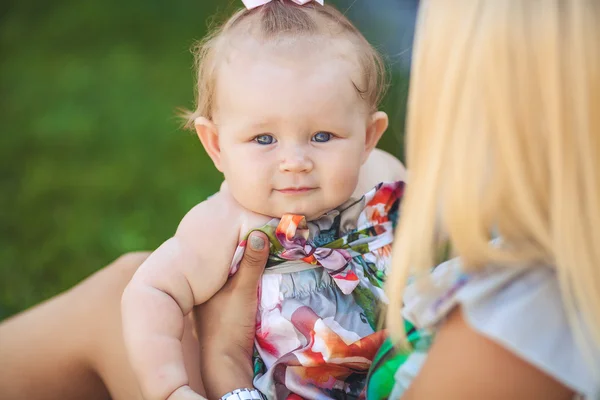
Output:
387 0 600 356
183 0 387 128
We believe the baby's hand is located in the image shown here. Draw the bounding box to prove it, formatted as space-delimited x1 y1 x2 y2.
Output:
167 385 207 400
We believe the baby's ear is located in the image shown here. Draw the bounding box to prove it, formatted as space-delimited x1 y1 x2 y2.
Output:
362 111 389 164
195 117 223 172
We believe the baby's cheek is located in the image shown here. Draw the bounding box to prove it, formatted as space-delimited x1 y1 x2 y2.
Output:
328 163 360 198
229 157 266 187
240 175 275 215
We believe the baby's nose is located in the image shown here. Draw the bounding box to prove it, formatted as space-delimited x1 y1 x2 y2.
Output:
279 149 313 173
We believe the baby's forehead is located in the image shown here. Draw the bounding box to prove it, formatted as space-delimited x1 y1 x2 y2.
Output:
214 37 367 115
219 33 362 76
224 31 357 58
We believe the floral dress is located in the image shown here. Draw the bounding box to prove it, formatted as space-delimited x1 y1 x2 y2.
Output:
229 181 404 400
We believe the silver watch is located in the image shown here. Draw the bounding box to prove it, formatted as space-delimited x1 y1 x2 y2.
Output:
219 388 266 400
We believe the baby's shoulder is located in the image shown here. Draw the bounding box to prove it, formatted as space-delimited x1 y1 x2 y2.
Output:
175 190 246 250
175 189 273 252
369 148 406 181
354 149 406 197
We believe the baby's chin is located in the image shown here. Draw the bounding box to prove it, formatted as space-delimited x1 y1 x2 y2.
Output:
273 204 341 221
244 195 350 222
247 203 330 221
261 210 324 221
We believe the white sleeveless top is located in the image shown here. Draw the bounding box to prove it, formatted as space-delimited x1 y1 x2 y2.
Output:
391 257 600 399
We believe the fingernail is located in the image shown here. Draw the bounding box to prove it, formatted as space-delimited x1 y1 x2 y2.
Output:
250 234 265 250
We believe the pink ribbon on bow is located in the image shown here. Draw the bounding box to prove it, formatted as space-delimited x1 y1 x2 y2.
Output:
275 215 360 295
280 242 360 295
242 0 324 10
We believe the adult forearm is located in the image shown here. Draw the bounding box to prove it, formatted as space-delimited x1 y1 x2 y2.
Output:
201 354 254 399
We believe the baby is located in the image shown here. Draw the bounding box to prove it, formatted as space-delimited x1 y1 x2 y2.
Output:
121 1 404 399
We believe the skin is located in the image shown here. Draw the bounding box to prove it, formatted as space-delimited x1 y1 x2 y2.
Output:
400 308 575 400
202 250 577 400
0 149 403 400
122 39 392 400
0 197 574 400
0 37 574 400
195 231 271 400
199 40 388 220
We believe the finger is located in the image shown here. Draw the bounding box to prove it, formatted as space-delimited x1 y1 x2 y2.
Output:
232 231 269 289
167 385 207 400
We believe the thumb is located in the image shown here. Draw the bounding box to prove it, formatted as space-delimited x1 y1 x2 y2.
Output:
234 231 269 288
167 385 207 400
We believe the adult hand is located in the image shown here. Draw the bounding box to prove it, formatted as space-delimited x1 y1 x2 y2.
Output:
195 231 269 399
167 385 207 400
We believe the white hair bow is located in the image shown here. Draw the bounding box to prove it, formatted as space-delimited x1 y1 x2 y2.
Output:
242 0 324 10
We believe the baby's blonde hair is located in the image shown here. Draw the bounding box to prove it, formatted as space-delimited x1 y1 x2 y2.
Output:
183 0 387 128
387 0 600 357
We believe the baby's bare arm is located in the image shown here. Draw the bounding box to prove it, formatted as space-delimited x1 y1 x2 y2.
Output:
121 193 242 400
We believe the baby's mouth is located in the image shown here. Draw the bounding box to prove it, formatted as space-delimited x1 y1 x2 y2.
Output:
275 187 316 194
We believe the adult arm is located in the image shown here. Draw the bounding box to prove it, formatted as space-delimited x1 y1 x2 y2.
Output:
195 232 270 400
401 308 575 400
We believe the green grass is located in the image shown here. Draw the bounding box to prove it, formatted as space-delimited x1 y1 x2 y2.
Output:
0 0 407 320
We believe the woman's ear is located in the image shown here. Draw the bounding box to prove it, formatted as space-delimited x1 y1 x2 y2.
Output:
362 111 389 164
195 116 223 172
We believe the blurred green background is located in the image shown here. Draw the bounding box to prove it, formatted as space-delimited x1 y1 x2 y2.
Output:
0 0 411 320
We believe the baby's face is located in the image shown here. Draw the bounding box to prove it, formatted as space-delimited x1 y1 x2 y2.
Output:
210 42 373 220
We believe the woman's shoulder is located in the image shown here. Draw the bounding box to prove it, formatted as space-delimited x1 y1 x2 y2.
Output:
401 260 599 398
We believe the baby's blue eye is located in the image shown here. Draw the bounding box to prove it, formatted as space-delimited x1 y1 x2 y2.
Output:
312 132 332 143
255 135 276 145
